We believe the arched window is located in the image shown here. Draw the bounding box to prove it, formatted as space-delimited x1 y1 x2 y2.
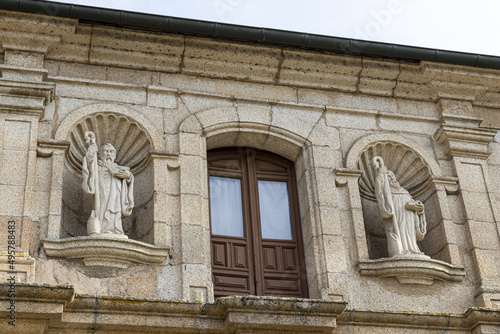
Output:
208 147 308 298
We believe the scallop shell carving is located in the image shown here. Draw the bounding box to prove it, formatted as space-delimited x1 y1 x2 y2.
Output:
67 113 152 173
358 142 432 200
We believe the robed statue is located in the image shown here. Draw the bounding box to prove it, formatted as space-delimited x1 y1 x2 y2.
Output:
82 131 134 238
373 156 427 257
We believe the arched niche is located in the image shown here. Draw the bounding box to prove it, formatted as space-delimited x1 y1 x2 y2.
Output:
56 104 163 244
346 134 444 260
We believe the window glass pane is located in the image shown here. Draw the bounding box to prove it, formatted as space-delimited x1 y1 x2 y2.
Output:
209 176 244 237
258 180 293 240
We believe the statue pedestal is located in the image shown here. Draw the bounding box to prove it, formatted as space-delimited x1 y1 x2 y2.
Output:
357 256 465 285
42 236 169 269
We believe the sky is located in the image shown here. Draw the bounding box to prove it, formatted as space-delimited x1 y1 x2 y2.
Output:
46 0 500 57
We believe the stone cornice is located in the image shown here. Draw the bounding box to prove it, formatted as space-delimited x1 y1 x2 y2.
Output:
337 307 500 331
0 284 497 332
2 11 500 111
0 80 55 114
434 124 497 159
0 285 347 333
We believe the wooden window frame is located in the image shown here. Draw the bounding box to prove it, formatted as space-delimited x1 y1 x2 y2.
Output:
208 147 308 298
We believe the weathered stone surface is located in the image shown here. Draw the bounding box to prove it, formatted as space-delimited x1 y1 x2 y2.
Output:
1 6 500 333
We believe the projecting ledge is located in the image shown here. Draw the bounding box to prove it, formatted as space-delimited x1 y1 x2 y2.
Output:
357 256 465 285
42 236 169 269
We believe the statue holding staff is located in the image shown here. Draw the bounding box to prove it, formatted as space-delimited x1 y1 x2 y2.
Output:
373 156 427 257
82 131 134 238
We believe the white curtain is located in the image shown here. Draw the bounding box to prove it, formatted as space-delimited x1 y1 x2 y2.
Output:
258 180 293 240
209 176 244 237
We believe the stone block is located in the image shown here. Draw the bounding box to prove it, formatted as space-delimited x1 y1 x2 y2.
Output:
313 168 338 206
48 189 63 215
0 150 28 186
472 249 500 280
262 134 303 162
216 80 297 102
206 131 238 150
311 145 341 169
271 104 323 139
3 119 31 150
147 87 178 109
156 265 182 299
89 29 184 72
307 118 341 149
236 104 272 126
180 94 234 117
179 155 204 195
107 67 155 85
0 185 24 216
296 172 312 219
196 105 238 129
5 50 44 67
179 132 205 156
466 220 500 250
318 205 342 236
234 131 268 149
55 80 147 105
178 115 202 134
180 194 203 224
321 235 348 273
183 38 281 83
166 195 180 226
379 116 438 135
455 161 488 193
326 110 377 131
35 157 52 192
57 61 107 81
180 224 210 265
358 77 396 96
279 50 360 90
297 88 340 107
153 221 169 248
460 191 494 222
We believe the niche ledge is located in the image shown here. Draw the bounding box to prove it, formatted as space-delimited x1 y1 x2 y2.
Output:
357 256 465 285
42 236 170 269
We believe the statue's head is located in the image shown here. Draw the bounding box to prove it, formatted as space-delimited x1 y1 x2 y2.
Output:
387 170 400 187
84 131 96 145
100 143 116 163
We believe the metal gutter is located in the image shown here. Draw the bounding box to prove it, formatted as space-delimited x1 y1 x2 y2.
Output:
1 0 500 70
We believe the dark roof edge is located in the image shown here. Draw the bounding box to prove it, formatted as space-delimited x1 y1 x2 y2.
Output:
2 0 500 70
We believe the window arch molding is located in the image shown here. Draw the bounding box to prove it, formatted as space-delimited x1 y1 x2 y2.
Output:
177 105 329 300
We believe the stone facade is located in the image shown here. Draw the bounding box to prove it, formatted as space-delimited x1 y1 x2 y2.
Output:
0 5 500 333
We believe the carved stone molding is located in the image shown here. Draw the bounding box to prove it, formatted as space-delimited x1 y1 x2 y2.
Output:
36 139 70 157
357 141 432 200
42 236 170 269
334 168 363 187
0 80 55 114
67 113 152 174
0 253 35 283
358 256 466 285
434 125 497 159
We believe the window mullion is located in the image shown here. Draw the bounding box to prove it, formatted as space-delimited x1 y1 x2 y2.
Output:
245 148 265 296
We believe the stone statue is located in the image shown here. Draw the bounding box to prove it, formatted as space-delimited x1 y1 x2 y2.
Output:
82 131 134 238
372 156 427 257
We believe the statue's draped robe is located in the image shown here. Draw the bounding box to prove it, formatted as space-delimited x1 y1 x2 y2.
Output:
82 150 134 235
374 170 426 257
